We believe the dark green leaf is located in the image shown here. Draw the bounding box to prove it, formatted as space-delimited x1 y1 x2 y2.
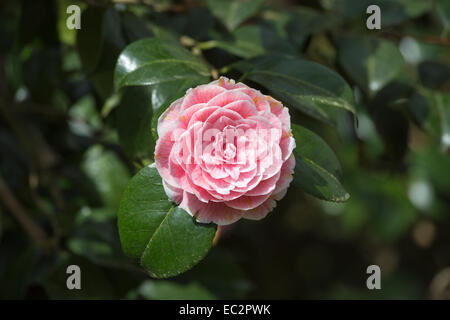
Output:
116 86 154 159
206 0 266 31
410 89 450 152
284 6 341 49
418 61 450 90
118 165 217 278
435 0 450 34
76 7 105 74
234 54 355 127
82 145 130 209
77 7 127 99
292 124 342 179
114 37 210 91
292 124 348 201
207 24 296 59
337 36 406 95
369 83 411 162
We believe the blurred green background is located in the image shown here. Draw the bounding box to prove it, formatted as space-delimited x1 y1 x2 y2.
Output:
0 0 449 299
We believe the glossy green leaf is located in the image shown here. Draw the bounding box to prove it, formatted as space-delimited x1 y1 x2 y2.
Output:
116 86 154 159
206 0 266 31
234 54 355 127
292 124 349 202
337 36 406 95
114 37 210 91
118 165 217 278
292 124 342 179
206 24 295 59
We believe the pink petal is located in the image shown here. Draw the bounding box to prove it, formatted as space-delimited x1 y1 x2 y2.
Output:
203 108 243 132
187 106 219 128
272 154 295 195
162 179 183 204
242 197 277 221
206 89 253 108
179 192 244 225
223 100 258 118
155 130 177 186
225 193 271 210
211 76 247 90
157 97 183 138
178 103 206 129
245 171 280 196
236 88 270 112
280 135 296 161
181 85 226 110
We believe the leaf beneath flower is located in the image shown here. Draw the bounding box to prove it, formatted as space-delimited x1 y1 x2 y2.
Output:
118 164 217 278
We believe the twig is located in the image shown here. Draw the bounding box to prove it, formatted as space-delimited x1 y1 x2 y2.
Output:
0 175 48 247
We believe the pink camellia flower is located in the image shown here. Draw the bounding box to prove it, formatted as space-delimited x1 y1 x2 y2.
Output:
155 77 296 225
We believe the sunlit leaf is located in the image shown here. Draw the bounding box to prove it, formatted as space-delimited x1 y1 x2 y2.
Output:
114 37 210 91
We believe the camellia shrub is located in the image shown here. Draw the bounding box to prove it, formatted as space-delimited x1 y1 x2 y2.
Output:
113 16 356 277
0 0 449 299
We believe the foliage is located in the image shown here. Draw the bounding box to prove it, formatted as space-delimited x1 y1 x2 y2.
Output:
0 0 449 299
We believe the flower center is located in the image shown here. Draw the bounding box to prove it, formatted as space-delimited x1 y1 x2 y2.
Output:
223 143 236 160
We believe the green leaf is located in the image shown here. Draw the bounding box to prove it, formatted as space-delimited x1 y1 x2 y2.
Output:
409 89 450 152
291 124 349 202
206 24 296 59
206 0 266 31
418 61 450 90
369 83 411 162
234 54 355 127
284 6 341 49
337 36 406 95
114 38 211 145
435 0 450 35
77 7 127 99
77 7 105 74
116 86 154 159
114 37 210 91
118 165 217 278
82 145 130 209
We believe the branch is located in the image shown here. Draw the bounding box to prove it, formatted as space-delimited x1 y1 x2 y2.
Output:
0 175 48 247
